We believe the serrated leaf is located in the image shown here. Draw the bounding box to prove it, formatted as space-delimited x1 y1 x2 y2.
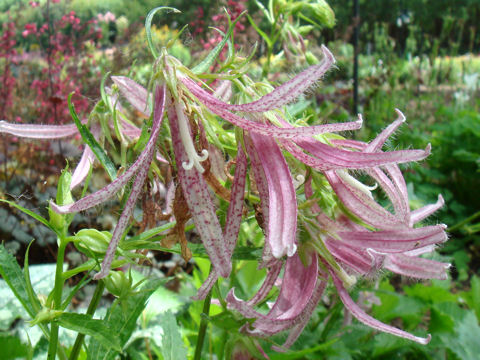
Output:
429 307 455 333
87 278 165 360
435 310 480 360
68 93 117 181
158 311 187 360
58 313 121 352
404 283 457 304
0 244 37 318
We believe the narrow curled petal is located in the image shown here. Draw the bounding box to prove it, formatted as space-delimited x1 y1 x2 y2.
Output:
167 96 231 278
384 254 450 280
227 252 318 337
223 146 248 254
409 195 445 226
294 137 430 170
246 261 283 307
248 133 297 258
366 167 409 221
325 239 377 275
51 84 166 214
330 268 432 344
181 45 335 112
365 109 406 152
70 145 95 190
120 119 142 139
337 225 448 252
212 80 232 102
0 120 79 139
192 145 248 300
111 76 151 116
93 85 166 278
204 102 362 139
94 157 150 280
325 170 406 229
271 280 326 352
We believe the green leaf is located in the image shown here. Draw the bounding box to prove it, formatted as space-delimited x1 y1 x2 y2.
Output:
68 93 117 181
434 309 480 360
246 14 272 48
460 276 480 322
145 7 180 58
429 307 455 333
24 240 41 314
0 334 29 360
253 0 273 24
404 283 457 304
87 278 165 360
192 11 246 74
158 311 187 360
132 119 151 153
58 313 122 352
0 199 58 235
0 244 37 318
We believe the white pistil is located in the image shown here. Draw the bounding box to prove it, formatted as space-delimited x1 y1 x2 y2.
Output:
292 174 305 189
175 101 209 173
337 169 376 199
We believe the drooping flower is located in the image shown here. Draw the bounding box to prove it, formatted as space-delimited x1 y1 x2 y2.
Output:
299 111 449 345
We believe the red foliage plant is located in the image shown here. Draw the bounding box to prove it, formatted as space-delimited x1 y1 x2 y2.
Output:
21 8 103 125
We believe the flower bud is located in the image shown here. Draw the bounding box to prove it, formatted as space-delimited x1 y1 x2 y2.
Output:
104 270 132 298
73 229 111 258
305 51 319 65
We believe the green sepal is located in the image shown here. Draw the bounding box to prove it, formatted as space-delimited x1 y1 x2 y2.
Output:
29 307 63 326
68 92 117 181
104 271 133 298
70 229 112 258
145 7 181 58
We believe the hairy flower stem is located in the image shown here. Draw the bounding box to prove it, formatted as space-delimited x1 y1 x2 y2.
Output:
194 271 213 360
47 239 68 360
68 280 106 360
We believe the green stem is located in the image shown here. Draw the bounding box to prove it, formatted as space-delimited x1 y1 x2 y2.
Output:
193 280 213 360
448 210 480 232
68 280 106 360
47 240 67 360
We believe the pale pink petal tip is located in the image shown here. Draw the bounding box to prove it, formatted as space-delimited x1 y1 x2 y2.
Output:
321 44 336 64
356 114 363 126
394 108 406 122
425 143 432 156
437 194 445 207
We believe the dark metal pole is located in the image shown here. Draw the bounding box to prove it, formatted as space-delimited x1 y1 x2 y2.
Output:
353 0 360 115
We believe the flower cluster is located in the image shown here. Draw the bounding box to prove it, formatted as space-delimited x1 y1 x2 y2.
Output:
0 34 449 354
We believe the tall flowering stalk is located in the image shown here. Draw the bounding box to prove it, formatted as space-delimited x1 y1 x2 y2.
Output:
0 8 450 355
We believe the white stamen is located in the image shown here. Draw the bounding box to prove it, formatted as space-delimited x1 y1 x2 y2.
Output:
175 102 209 173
